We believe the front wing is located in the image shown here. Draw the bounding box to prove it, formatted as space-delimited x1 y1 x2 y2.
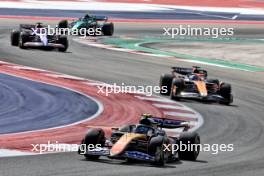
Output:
179 92 227 102
80 147 155 162
23 42 65 49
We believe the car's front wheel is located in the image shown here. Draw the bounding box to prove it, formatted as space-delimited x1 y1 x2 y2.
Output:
149 136 168 166
19 33 28 49
102 22 114 36
219 83 233 105
159 74 173 95
178 132 200 161
11 30 20 46
153 145 165 166
170 79 184 100
79 128 105 160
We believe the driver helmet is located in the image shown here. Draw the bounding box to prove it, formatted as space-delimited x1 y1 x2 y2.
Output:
193 67 206 78
84 14 90 19
189 74 200 81
35 22 43 28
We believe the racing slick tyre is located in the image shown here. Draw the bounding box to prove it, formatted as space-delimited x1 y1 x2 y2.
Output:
19 33 29 49
153 145 165 166
159 74 173 95
170 78 184 101
11 30 20 46
58 20 68 29
178 132 200 161
80 128 106 160
102 22 114 36
58 36 68 52
219 83 233 105
126 158 137 163
149 136 168 166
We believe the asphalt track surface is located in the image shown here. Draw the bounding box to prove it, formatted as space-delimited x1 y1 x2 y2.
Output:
0 73 99 134
0 20 264 176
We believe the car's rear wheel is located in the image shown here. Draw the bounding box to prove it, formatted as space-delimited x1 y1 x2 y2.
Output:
178 132 200 161
58 20 68 29
11 30 20 46
126 158 137 163
58 36 68 52
102 22 114 36
159 74 173 95
170 79 184 100
81 128 105 160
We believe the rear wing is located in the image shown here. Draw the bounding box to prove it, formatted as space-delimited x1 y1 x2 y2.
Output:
94 16 108 21
172 67 193 75
172 66 207 77
19 24 47 30
149 117 189 129
19 24 35 31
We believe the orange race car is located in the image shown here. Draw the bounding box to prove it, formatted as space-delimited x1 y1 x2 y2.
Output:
78 114 200 166
159 66 233 105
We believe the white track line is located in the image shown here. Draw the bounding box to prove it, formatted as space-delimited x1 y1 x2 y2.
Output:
163 111 197 119
135 96 179 103
152 103 190 111
44 73 86 81
0 149 35 157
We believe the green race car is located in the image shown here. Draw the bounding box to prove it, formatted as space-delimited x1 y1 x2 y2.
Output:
58 14 114 36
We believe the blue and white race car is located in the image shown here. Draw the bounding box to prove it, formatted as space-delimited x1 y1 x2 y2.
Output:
11 22 68 52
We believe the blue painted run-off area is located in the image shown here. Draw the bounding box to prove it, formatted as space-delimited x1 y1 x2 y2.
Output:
0 73 99 134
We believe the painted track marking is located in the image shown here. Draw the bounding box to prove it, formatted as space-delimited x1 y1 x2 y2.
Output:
0 60 203 157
